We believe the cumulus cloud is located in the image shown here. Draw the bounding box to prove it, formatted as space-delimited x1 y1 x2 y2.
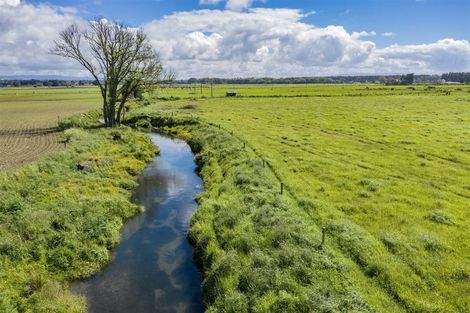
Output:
0 3 469 78
144 9 470 77
145 9 375 69
371 39 470 72
0 2 88 77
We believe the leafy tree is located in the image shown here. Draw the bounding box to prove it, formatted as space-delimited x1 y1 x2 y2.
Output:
442 72 470 83
51 20 173 127
400 73 414 85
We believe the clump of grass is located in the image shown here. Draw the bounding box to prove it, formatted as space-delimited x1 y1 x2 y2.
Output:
379 231 407 254
358 178 382 192
425 210 455 225
418 233 446 252
358 190 370 198
180 104 198 110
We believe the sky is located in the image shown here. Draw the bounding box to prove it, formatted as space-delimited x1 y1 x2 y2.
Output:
1 0 469 78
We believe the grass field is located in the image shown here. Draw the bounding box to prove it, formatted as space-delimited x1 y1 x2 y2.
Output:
131 84 470 312
1 84 469 311
0 87 100 169
0 84 466 170
156 83 468 99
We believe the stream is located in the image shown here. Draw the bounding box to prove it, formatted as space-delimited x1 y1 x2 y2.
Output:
72 133 204 313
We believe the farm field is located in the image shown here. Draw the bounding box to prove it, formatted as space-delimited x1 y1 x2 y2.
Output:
1 84 469 311
135 85 470 312
0 87 100 169
156 83 468 99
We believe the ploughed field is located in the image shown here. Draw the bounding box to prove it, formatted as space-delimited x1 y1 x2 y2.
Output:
0 87 100 169
138 84 470 312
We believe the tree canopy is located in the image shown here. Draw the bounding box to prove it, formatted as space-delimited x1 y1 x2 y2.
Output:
51 20 172 127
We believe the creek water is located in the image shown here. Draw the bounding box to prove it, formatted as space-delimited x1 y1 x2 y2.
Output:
72 133 204 313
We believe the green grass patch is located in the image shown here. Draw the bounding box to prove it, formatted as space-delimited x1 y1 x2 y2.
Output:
0 127 156 312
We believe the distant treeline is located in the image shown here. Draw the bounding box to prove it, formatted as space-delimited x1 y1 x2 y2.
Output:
1 72 468 87
182 73 461 85
0 79 97 87
441 72 470 83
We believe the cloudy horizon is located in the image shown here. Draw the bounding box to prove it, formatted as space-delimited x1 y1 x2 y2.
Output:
0 0 469 79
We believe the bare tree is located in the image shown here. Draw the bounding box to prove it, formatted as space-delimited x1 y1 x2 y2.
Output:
51 20 172 127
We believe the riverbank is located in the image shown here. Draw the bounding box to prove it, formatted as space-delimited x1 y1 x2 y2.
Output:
73 133 204 312
125 113 382 313
0 127 156 312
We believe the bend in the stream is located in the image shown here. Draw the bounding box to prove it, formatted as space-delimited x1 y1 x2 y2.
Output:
73 133 204 313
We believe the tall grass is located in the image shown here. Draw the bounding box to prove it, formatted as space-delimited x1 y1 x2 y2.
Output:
0 127 156 312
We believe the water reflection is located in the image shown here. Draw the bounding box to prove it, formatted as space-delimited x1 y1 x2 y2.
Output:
73 134 204 313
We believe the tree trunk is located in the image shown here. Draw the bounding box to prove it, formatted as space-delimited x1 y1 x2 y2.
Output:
102 100 108 127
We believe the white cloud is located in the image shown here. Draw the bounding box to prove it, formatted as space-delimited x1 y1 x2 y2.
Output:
0 0 20 6
144 9 470 77
144 9 376 73
199 0 222 4
199 0 256 11
0 2 87 77
0 3 469 78
226 0 253 10
382 32 395 37
371 39 470 72
352 31 376 39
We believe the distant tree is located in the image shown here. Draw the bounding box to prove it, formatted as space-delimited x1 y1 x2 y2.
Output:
51 19 173 127
378 76 388 85
400 73 414 85
442 72 470 83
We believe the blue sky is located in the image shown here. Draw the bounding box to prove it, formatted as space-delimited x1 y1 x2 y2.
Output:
1 0 469 77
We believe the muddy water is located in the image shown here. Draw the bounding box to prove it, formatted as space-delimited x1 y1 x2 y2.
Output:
73 133 204 313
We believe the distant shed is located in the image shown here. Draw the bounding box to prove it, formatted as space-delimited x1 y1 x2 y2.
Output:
226 91 237 97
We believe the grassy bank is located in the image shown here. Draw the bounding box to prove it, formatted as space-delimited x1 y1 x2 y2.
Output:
0 127 156 312
126 113 395 312
126 86 469 312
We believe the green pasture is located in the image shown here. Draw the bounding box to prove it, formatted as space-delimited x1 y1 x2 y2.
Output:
155 83 470 99
134 85 470 312
0 87 101 129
